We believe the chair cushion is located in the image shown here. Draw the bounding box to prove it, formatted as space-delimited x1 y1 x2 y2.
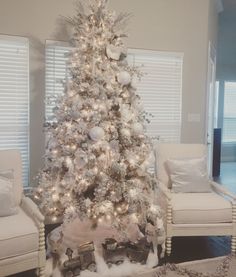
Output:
0 207 38 260
171 192 232 224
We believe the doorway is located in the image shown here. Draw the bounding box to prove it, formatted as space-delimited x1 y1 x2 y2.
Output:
214 0 236 192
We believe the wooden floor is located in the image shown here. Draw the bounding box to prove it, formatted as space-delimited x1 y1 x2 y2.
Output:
9 162 235 276
215 162 236 194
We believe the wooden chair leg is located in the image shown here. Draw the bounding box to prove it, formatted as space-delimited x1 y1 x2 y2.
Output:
166 237 172 256
231 236 236 254
36 267 45 277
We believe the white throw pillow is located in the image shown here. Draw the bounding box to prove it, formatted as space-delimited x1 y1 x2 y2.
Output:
0 176 18 216
166 157 212 193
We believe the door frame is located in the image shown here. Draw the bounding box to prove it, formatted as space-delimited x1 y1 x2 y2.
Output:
205 41 217 177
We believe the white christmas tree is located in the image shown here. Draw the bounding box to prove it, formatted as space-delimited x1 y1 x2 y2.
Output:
35 0 160 239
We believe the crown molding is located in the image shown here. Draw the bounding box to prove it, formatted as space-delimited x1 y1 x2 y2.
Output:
216 0 224 13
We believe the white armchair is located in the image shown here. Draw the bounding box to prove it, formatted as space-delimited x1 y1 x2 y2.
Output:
155 143 236 256
0 150 45 277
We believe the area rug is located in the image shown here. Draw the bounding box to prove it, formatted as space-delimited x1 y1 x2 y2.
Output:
138 255 236 277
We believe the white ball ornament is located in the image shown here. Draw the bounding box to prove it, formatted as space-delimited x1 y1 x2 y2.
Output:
89 126 105 142
117 71 131 86
132 122 144 136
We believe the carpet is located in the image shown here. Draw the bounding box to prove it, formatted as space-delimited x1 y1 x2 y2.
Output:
137 255 236 277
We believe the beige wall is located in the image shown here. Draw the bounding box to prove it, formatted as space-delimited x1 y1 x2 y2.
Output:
0 0 217 184
208 0 219 50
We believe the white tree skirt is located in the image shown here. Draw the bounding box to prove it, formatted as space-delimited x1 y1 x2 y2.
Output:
46 255 236 277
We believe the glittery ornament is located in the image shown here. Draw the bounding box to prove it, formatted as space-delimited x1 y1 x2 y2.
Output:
106 44 122 60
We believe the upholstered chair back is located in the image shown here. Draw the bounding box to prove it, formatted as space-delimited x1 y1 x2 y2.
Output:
0 149 23 205
155 143 207 188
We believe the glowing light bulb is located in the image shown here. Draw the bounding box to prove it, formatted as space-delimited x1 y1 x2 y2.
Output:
93 167 98 174
65 122 72 129
68 205 75 212
106 215 111 220
52 216 57 222
81 43 87 50
66 157 72 166
52 193 59 202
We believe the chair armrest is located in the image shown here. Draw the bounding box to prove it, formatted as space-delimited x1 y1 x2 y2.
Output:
21 196 45 227
210 181 236 201
156 180 172 201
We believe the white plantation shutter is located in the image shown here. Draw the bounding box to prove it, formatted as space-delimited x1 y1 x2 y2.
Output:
0 35 29 186
45 41 72 120
128 49 183 142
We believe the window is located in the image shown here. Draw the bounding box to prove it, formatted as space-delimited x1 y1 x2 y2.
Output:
0 35 29 186
128 49 183 142
45 40 72 121
223 82 236 143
